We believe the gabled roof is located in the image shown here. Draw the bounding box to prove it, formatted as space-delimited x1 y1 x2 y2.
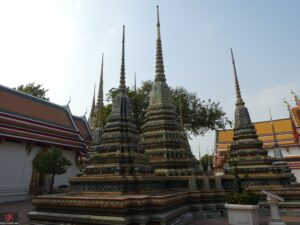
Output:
0 85 89 151
72 115 93 143
291 106 300 128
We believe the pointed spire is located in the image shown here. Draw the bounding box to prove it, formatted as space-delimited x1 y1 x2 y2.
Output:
134 72 137 92
155 5 166 82
198 145 201 161
269 109 283 159
198 145 204 173
231 49 244 106
97 53 104 109
206 150 212 175
269 109 279 148
90 84 96 116
119 25 126 91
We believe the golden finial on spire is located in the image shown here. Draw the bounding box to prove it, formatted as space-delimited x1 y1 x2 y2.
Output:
156 5 160 38
269 109 279 148
269 109 283 159
97 53 104 109
230 48 244 106
198 145 201 160
119 25 126 91
134 72 137 92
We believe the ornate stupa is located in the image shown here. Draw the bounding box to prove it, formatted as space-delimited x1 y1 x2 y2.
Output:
141 6 198 176
226 49 294 186
83 26 152 178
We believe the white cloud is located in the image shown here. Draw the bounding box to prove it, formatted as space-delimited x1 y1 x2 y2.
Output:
0 0 74 88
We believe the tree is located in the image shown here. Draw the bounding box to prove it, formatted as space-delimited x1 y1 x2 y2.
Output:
16 82 49 101
32 148 71 193
105 80 231 135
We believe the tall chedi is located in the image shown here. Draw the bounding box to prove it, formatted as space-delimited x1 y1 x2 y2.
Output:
83 26 152 178
87 84 96 129
92 53 105 145
227 49 294 185
141 6 198 176
88 53 105 160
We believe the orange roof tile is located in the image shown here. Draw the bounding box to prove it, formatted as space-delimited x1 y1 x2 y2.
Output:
73 116 93 143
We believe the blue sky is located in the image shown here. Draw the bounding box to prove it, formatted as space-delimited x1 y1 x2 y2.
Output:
0 0 299 157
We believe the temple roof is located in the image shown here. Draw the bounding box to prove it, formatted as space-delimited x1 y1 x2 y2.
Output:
72 115 93 144
291 106 300 128
0 84 91 151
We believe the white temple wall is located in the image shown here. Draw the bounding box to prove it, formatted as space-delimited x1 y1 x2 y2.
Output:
0 140 38 203
0 140 78 203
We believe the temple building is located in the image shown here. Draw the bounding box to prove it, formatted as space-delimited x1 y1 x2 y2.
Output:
0 85 92 203
28 7 300 225
214 93 300 182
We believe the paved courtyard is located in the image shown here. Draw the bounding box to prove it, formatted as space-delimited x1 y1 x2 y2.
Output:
0 200 299 225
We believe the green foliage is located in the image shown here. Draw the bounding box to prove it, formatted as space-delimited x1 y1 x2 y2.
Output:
105 80 231 135
200 154 213 172
225 154 259 205
225 191 259 205
32 148 71 193
227 156 249 193
16 82 49 101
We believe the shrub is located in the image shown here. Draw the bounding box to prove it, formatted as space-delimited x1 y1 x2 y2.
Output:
225 191 259 205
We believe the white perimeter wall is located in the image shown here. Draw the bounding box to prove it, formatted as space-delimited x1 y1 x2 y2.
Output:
0 140 78 203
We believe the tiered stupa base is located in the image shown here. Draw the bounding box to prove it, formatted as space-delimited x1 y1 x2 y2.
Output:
28 174 300 225
28 175 225 225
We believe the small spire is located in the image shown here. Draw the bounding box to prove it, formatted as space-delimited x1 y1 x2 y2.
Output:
134 72 137 92
206 149 212 174
269 109 279 148
155 5 166 82
269 109 283 159
97 53 104 109
291 89 300 106
198 145 201 161
231 49 244 106
198 145 204 173
90 84 96 116
157 5 160 37
119 25 126 91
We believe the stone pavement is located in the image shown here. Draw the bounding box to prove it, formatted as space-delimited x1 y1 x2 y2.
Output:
0 200 299 225
189 216 300 225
